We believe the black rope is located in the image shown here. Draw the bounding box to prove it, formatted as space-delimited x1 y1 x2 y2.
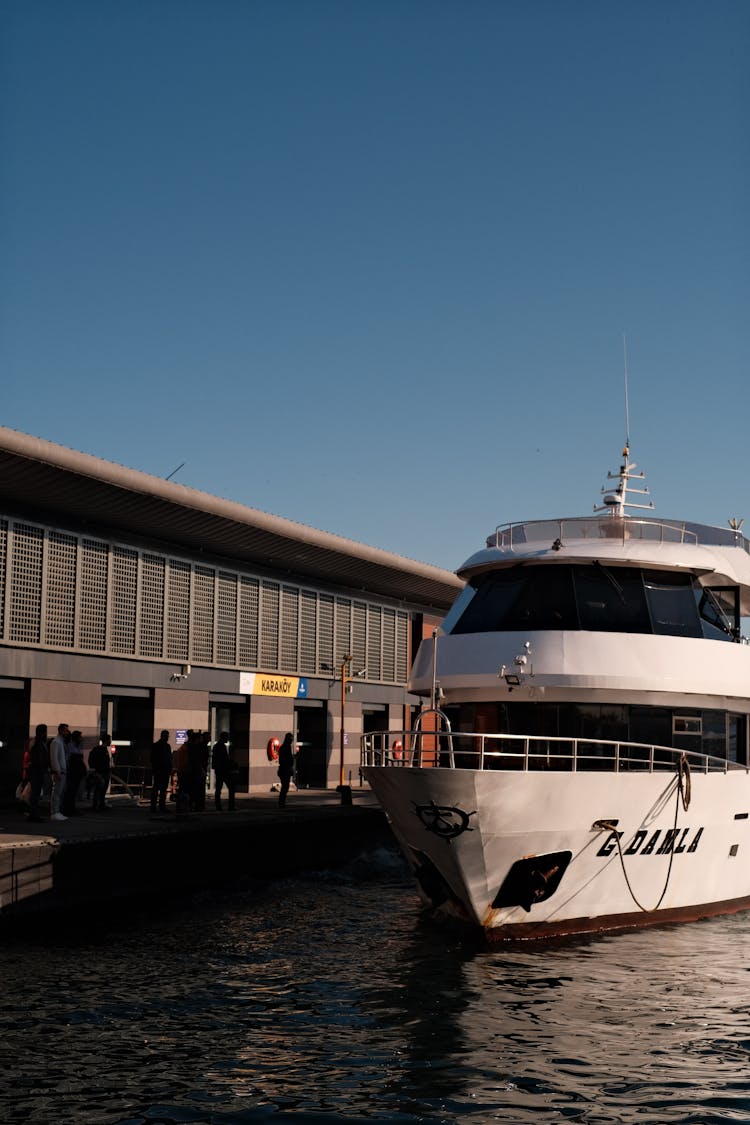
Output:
601 755 690 913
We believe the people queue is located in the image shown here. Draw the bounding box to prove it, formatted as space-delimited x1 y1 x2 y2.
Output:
18 725 246 822
21 723 114 823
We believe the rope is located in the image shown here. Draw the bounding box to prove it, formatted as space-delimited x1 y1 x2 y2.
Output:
598 754 690 913
678 753 691 811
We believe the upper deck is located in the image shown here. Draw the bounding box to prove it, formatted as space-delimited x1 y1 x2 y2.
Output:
453 513 750 619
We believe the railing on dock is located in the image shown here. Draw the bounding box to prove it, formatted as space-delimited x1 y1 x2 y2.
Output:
108 765 151 800
361 729 745 776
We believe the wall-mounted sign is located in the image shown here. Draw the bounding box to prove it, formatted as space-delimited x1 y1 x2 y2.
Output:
239 673 308 699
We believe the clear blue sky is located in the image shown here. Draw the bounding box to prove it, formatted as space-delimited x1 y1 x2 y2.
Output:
2 0 748 572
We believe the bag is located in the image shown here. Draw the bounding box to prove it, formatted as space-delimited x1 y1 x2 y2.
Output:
15 781 31 804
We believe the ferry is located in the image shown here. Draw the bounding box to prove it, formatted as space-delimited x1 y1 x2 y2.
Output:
361 445 750 940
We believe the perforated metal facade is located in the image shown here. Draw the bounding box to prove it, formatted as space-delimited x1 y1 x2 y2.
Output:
0 514 411 683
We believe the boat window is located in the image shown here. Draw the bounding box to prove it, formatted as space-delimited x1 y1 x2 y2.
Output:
450 567 577 634
630 705 672 748
643 571 702 637
439 584 478 634
697 586 739 642
702 711 727 759
575 564 651 633
448 571 526 634
447 564 727 640
576 703 629 742
728 714 746 765
447 701 740 762
503 567 577 630
674 716 701 734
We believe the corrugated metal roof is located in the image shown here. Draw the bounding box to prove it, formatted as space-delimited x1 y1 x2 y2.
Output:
0 428 464 610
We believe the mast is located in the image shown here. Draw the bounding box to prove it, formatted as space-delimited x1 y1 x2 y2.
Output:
594 339 654 517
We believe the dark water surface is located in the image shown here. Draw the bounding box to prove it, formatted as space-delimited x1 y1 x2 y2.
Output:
2 845 750 1124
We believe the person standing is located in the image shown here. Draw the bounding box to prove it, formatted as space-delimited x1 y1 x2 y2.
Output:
88 733 112 811
150 730 173 813
63 729 87 817
277 732 295 808
187 731 209 811
211 731 237 811
49 722 70 822
26 723 49 823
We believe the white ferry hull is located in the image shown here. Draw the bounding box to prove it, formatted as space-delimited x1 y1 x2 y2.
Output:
363 765 750 940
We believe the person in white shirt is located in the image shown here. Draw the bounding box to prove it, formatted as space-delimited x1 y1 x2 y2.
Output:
49 722 70 821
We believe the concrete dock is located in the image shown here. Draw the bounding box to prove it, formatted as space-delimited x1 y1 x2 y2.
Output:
0 788 391 922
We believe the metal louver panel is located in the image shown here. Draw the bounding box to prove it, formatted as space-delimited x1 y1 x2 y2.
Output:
111 546 138 654
46 530 77 648
140 553 165 658
192 566 215 663
10 523 43 644
166 560 190 661
79 539 108 651
216 572 237 665
260 582 279 668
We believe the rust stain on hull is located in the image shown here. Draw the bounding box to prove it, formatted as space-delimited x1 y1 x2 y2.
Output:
481 894 750 943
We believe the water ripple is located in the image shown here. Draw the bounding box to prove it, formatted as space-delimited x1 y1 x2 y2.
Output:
1 851 750 1122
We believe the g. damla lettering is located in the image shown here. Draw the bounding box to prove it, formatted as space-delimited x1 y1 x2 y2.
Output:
597 826 704 858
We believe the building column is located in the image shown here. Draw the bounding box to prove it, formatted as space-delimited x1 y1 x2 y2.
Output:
29 678 100 748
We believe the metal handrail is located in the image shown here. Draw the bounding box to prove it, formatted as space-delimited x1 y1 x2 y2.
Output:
360 730 747 775
488 517 708 550
412 707 454 768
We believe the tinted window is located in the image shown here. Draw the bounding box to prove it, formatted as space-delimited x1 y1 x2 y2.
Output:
446 564 726 641
451 567 577 634
575 564 650 633
697 587 738 642
643 571 702 637
450 570 527 634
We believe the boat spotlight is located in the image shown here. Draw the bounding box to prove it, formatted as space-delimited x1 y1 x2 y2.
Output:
499 642 533 690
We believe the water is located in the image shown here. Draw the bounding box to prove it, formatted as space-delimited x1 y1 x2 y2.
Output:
2 845 750 1124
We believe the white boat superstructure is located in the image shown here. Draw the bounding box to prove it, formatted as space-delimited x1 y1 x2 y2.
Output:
361 446 750 939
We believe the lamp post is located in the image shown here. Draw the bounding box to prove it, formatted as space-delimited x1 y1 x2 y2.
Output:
339 654 352 791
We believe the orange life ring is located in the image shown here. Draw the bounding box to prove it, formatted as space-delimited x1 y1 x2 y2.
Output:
392 739 403 761
267 738 280 762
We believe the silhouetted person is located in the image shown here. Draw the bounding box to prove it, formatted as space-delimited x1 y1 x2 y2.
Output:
26 723 49 823
150 730 172 813
89 733 112 811
186 730 209 811
277 733 295 808
63 729 86 816
212 731 237 811
49 722 70 822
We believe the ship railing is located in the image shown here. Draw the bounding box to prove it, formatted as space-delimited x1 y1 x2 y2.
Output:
360 730 744 775
485 517 745 551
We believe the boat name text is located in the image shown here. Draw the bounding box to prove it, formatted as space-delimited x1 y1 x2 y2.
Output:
597 826 704 858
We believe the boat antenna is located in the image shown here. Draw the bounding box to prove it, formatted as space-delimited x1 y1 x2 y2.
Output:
594 338 654 517
623 332 630 450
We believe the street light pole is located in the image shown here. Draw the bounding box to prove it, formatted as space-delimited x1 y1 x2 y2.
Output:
339 654 351 789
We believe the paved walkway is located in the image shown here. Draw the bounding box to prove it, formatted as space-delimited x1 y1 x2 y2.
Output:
0 785 388 920
0 785 381 848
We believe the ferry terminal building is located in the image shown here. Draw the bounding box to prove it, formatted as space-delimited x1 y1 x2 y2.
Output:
0 428 463 799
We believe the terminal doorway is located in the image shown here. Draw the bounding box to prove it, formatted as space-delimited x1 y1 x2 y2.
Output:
101 689 153 770
0 679 29 796
294 701 327 788
362 705 388 736
208 699 250 790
